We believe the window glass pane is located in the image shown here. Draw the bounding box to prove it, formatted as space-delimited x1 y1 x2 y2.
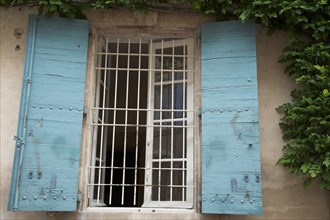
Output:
162 72 171 81
163 56 172 70
163 47 172 55
174 46 184 55
162 85 172 119
152 162 159 201
174 83 183 118
153 126 159 159
155 48 161 55
174 57 184 70
161 127 171 159
159 162 170 201
174 72 183 80
154 85 160 120
155 71 161 83
173 127 184 158
155 56 161 69
173 161 183 201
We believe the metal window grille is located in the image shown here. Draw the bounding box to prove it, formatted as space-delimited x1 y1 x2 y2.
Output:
88 36 195 208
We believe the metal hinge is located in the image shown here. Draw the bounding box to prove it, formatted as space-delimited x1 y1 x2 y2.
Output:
198 195 203 212
13 135 24 148
77 193 82 202
83 105 88 115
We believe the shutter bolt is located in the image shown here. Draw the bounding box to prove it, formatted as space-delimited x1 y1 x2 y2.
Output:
29 170 33 179
70 107 73 111
238 109 241 112
50 106 53 109
250 199 253 204
210 110 214 113
38 170 42 179
33 105 36 108
220 110 223 113
34 196 37 200
39 105 43 109
230 200 234 203
54 196 57 200
248 79 251 82
43 196 47 200
249 143 253 147
245 108 249 111
59 107 63 110
256 175 260 183
241 200 244 204
222 199 225 202
72 196 76 200
63 196 66 200
229 109 232 112
202 198 205 202
211 198 214 202
22 196 26 200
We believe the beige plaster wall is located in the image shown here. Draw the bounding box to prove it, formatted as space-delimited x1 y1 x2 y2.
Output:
1 7 329 220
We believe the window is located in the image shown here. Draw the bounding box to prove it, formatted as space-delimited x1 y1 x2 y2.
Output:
88 36 195 208
8 16 262 215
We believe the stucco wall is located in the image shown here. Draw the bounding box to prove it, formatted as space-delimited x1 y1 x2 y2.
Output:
1 7 329 220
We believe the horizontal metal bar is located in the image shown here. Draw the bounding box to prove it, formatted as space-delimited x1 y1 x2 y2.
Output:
96 52 195 58
88 166 193 171
90 123 196 128
88 183 195 187
91 107 195 112
95 67 195 72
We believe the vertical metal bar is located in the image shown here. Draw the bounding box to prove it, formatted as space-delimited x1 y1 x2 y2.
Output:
170 40 175 202
109 38 120 204
158 40 164 201
121 39 131 205
133 39 142 205
145 39 154 203
96 37 109 204
182 40 187 201
13 16 38 211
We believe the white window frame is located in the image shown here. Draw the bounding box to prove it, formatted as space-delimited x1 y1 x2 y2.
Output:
89 36 110 207
143 39 195 208
88 36 196 209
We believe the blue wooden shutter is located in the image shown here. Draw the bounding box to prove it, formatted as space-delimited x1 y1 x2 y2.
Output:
8 15 89 211
201 21 262 215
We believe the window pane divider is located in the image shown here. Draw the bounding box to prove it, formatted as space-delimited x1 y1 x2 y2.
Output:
121 38 131 205
108 38 120 205
133 38 142 206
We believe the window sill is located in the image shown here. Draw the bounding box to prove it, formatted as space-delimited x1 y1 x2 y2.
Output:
86 207 195 214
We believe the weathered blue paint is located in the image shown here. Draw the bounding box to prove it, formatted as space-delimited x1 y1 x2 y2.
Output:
8 15 89 211
201 21 262 215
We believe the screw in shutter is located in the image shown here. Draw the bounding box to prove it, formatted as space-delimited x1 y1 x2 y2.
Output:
28 170 33 179
256 175 260 183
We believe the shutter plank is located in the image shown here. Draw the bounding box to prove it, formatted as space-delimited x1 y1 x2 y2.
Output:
201 21 262 215
8 15 89 211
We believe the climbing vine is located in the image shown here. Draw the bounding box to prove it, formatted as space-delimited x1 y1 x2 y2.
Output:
1 0 329 189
